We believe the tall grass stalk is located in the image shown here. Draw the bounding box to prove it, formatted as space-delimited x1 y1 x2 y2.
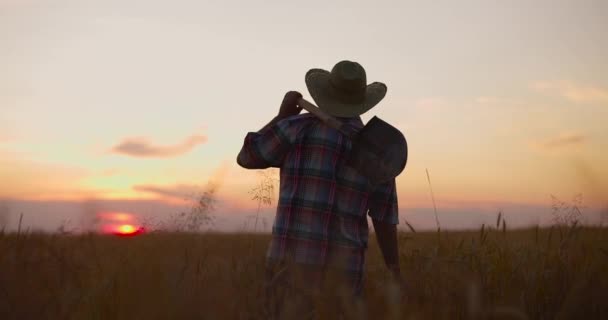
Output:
425 168 440 233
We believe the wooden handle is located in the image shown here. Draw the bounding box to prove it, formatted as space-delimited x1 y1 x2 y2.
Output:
297 98 345 131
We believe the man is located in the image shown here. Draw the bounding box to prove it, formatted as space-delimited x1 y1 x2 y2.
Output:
237 60 401 318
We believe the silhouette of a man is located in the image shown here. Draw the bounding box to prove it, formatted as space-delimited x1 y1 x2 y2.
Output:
237 60 400 319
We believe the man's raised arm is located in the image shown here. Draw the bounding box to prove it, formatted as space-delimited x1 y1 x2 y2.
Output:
236 91 302 169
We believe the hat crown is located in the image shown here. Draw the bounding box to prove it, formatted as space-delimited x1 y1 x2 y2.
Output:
329 61 367 94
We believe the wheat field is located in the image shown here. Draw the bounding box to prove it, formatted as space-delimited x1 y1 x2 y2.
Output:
0 225 607 319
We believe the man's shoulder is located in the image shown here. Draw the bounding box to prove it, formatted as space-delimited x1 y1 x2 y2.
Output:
283 113 362 127
275 113 319 131
278 114 363 139
282 113 317 124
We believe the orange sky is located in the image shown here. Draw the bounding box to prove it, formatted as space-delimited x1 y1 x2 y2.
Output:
1 0 607 230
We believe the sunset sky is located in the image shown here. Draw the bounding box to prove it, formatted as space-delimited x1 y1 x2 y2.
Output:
1 0 607 231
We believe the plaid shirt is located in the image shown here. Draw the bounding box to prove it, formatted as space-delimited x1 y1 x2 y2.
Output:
237 113 399 283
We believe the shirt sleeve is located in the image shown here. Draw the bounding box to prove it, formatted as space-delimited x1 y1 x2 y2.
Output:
367 179 399 224
236 117 299 169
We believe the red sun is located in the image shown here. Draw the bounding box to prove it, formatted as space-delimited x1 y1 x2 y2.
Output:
98 212 145 237
111 224 145 237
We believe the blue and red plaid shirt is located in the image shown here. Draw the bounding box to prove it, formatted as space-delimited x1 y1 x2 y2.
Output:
237 113 399 279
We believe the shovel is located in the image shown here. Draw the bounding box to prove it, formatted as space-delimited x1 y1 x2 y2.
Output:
297 98 408 185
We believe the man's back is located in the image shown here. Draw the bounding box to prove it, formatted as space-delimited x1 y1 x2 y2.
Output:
238 112 398 281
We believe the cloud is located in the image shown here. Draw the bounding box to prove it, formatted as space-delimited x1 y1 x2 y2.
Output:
133 184 203 200
133 163 230 200
532 133 587 150
532 81 608 104
111 134 207 158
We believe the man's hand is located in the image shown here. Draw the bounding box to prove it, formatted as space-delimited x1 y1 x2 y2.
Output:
372 219 400 270
278 91 303 118
255 91 303 133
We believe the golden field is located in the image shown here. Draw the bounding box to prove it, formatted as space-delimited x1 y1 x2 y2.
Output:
0 225 607 319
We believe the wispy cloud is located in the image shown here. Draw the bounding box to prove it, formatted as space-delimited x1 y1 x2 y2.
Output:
111 134 207 158
133 163 229 200
531 133 587 150
532 81 608 104
133 184 203 200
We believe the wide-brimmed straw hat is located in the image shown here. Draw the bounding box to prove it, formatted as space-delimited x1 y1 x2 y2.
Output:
305 60 387 117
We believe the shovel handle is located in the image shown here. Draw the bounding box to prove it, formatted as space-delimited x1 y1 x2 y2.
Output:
297 98 346 133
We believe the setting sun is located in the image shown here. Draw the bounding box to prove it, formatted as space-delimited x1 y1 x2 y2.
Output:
110 224 144 237
98 212 144 236
117 224 136 234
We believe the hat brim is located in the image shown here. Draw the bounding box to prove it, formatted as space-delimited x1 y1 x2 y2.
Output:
305 68 387 117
